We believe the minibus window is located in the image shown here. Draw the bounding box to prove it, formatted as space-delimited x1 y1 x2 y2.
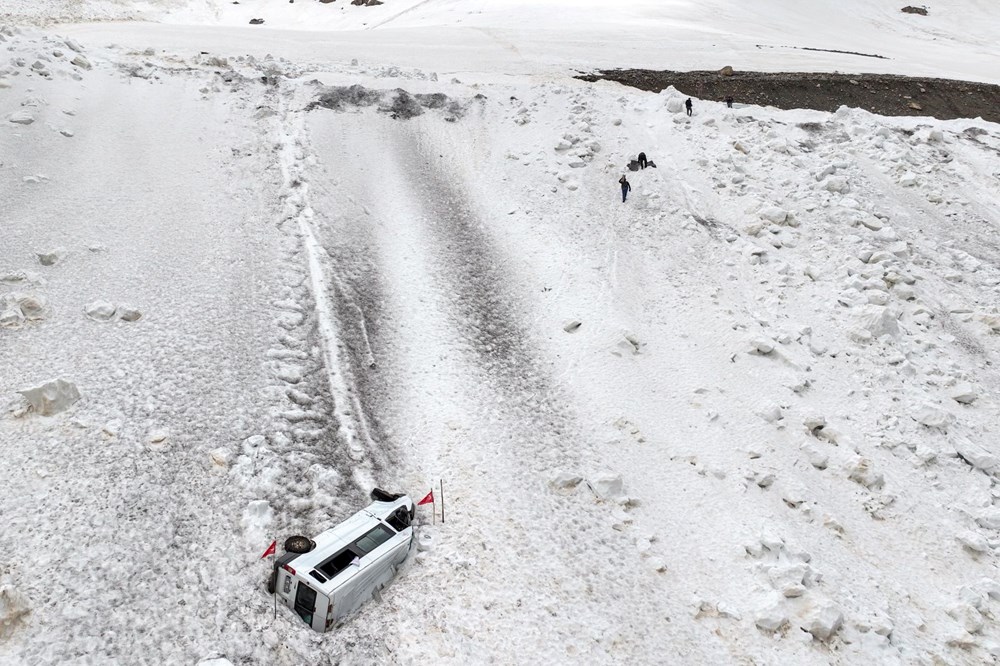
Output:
319 549 359 579
354 524 394 555
294 582 318 626
385 507 410 531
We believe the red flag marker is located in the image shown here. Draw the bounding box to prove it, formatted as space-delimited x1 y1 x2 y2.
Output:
417 490 434 506
261 540 277 559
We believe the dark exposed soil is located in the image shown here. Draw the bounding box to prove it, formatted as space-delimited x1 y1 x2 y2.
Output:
576 69 1000 124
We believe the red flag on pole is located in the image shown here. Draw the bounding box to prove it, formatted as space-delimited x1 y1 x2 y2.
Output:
261 540 277 559
417 490 434 506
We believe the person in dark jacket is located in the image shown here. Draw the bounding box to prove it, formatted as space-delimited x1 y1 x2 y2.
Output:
638 152 648 169
619 175 631 203
725 95 734 108
685 98 693 116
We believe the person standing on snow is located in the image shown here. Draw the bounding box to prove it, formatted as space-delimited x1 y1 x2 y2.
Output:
638 152 648 169
685 98 693 116
725 95 734 108
619 175 631 203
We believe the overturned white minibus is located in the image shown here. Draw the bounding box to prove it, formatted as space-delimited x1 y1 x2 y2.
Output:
267 489 415 632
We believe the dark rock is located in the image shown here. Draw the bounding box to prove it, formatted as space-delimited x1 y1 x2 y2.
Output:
575 69 1000 124
901 6 928 15
311 84 382 111
415 92 448 109
385 89 423 119
249 18 264 24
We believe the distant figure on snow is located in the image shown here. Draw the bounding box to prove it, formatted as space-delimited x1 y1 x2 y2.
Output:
725 95 734 108
619 175 631 203
638 152 648 169
685 98 693 116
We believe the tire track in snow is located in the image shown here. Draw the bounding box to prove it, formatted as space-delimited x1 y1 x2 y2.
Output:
269 89 395 494
303 111 701 664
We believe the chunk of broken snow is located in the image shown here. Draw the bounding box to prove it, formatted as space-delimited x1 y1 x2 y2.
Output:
978 579 1000 602
948 603 985 634
800 441 829 469
860 216 883 231
954 439 998 473
803 602 844 641
914 128 944 143
875 227 898 242
758 206 787 224
550 472 583 490
755 602 788 632
780 483 808 507
70 55 92 70
824 177 850 194
2 292 46 321
84 301 117 321
914 404 950 429
610 332 643 356
750 337 775 354
0 308 25 328
815 165 835 181
209 448 231 468
975 509 1000 530
957 531 991 554
867 291 889 306
949 384 978 405
648 557 667 572
586 472 627 503
665 97 685 113
803 415 827 433
759 404 783 423
148 428 169 444
717 602 741 620
893 284 916 300
768 563 808 598
275 366 303 384
755 472 776 488
846 456 884 489
18 378 81 416
8 111 34 125
36 248 65 266
852 305 899 338
118 305 142 322
562 320 582 333
242 500 273 543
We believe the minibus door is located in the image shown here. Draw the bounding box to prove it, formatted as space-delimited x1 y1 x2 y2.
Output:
294 581 318 629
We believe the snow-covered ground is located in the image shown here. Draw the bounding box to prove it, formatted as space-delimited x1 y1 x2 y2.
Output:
6 0 1000 83
3 2 1000 665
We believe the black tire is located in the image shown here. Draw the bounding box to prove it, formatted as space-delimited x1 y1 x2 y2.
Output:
371 488 404 503
284 535 315 554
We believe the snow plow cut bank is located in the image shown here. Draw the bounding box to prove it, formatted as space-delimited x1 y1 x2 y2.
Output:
267 490 415 632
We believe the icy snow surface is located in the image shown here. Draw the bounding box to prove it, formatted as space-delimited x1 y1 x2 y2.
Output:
3 1 1000 665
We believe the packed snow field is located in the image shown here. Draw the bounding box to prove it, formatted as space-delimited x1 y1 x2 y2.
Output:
3 1 1000 665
